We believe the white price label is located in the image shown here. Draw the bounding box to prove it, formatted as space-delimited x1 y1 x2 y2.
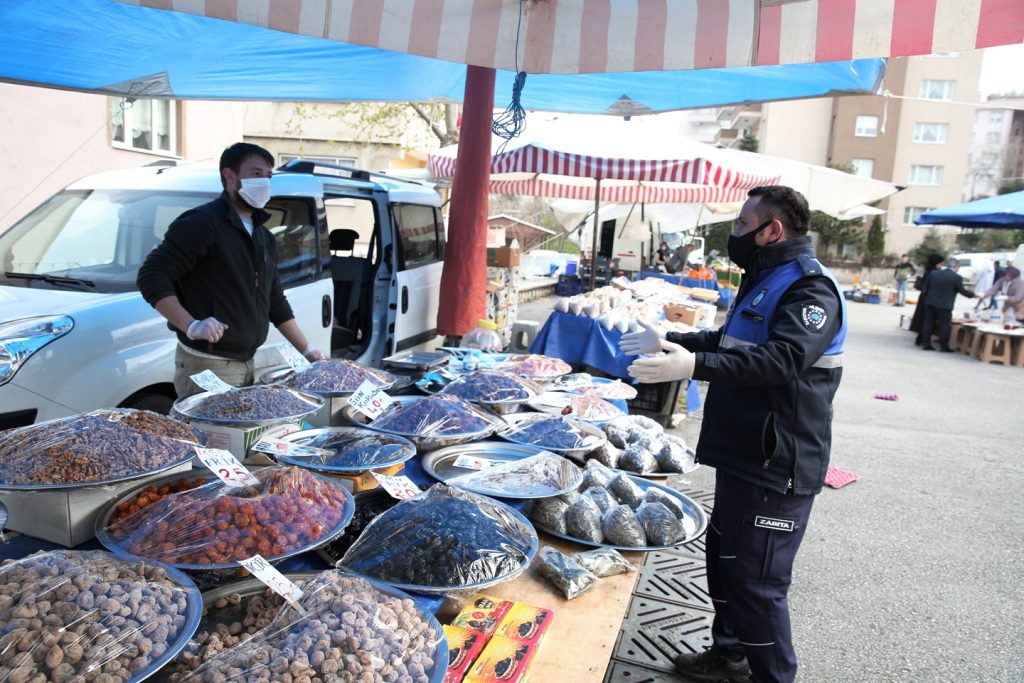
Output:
251 437 330 459
347 380 394 419
190 370 235 394
372 472 421 500
453 455 496 471
238 555 305 612
195 447 260 487
277 343 313 372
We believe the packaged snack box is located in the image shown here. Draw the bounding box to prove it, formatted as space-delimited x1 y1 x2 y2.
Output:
494 603 554 647
452 594 514 636
444 625 487 682
464 635 538 683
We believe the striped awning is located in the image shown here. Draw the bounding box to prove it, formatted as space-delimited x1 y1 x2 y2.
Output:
121 0 1024 75
487 178 753 204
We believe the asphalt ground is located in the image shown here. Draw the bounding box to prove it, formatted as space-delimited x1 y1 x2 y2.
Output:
518 294 1024 682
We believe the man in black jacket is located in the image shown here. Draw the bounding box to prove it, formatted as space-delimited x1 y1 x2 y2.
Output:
137 143 326 398
620 186 846 683
920 257 978 352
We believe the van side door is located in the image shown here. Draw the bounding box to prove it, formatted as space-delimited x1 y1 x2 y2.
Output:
391 204 445 352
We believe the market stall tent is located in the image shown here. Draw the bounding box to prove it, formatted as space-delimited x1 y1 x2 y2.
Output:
914 191 1024 229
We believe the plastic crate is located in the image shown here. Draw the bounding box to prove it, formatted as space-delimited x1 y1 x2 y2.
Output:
555 275 582 296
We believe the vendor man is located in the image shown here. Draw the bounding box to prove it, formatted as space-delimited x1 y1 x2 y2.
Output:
138 142 326 398
981 265 1023 318
620 185 845 683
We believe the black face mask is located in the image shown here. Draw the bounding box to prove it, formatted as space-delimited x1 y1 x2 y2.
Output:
727 219 773 270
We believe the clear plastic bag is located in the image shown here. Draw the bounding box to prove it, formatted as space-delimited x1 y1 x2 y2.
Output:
582 486 619 514
556 394 623 422
604 423 631 449
370 395 499 437
181 569 443 683
636 502 685 546
0 550 198 682
447 453 583 498
572 548 635 577
527 497 571 535
0 408 203 487
601 505 647 547
180 385 323 422
277 428 416 471
340 485 536 590
500 415 602 451
580 460 615 491
504 354 572 379
572 380 638 401
282 358 396 394
609 472 646 509
609 414 664 436
588 443 621 469
536 546 598 600
655 435 698 474
644 487 688 520
565 497 604 543
104 466 352 567
618 444 659 474
440 370 537 403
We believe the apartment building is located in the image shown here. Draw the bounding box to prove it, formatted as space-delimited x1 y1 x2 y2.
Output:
964 96 1024 199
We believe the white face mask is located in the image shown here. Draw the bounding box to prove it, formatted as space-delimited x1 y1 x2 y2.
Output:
238 177 272 209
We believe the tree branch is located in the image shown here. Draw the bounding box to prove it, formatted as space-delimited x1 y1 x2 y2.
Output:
410 103 448 145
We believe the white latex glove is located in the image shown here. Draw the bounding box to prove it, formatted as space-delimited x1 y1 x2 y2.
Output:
627 339 696 383
304 347 327 361
186 317 228 343
619 319 664 356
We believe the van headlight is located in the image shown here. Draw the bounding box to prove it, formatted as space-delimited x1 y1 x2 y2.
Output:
0 316 74 386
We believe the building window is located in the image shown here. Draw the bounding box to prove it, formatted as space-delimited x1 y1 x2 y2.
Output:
986 131 1001 145
919 80 955 101
990 110 1005 123
908 165 943 186
851 158 874 178
854 115 879 137
111 99 176 154
839 243 859 260
903 206 934 225
913 123 949 144
981 152 999 165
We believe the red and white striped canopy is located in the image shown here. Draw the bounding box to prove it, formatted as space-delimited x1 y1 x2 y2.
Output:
123 0 1023 75
487 178 753 204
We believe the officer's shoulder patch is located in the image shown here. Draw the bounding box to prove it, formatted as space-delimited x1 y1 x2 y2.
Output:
797 254 822 276
801 304 828 332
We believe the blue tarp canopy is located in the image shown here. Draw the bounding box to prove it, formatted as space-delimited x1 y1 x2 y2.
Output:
0 0 885 115
915 191 1024 229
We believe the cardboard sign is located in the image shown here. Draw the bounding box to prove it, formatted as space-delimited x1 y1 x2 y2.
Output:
190 370 235 394
277 343 313 372
195 447 260 487
347 380 394 419
238 554 305 613
251 436 331 460
453 455 497 471
372 472 421 500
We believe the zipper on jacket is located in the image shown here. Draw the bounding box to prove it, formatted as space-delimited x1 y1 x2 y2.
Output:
786 478 793 492
762 457 772 469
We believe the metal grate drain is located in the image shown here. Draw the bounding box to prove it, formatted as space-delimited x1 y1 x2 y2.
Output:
603 660 680 683
634 551 713 612
612 596 714 672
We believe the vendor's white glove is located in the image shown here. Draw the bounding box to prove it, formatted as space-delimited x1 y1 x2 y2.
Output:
303 346 327 361
627 339 696 383
619 319 663 356
186 317 228 343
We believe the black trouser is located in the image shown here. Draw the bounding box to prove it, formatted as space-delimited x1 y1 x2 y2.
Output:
706 471 815 683
921 305 952 349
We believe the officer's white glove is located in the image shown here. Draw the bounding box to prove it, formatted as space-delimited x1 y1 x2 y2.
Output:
627 339 696 383
619 319 664 356
187 317 228 343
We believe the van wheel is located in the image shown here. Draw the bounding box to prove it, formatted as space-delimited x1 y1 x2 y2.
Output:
121 392 174 415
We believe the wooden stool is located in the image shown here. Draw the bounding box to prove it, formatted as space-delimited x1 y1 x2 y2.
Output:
961 327 982 358
1012 337 1024 368
949 322 965 352
977 332 1013 365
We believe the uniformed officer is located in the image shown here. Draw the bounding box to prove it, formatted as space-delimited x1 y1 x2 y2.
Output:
620 185 846 683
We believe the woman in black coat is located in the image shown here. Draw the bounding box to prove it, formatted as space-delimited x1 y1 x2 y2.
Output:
911 253 945 344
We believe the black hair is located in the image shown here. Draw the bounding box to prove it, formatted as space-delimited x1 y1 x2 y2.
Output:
218 143 274 189
926 253 944 270
747 185 810 236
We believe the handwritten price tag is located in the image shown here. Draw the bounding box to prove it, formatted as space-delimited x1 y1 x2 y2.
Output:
453 455 496 471
347 380 394 419
238 555 305 613
251 436 330 460
195 447 260 487
277 343 313 372
190 370 235 394
372 472 421 500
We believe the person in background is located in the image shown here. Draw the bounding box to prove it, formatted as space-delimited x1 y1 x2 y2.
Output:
911 253 945 346
893 254 916 306
654 241 671 270
982 266 1023 319
620 185 845 683
990 260 1006 309
137 142 326 399
920 257 978 352
972 260 995 311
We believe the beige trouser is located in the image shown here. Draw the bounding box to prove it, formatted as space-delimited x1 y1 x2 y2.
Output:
173 346 255 399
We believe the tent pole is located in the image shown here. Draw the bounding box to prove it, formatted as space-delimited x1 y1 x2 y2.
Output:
590 178 601 291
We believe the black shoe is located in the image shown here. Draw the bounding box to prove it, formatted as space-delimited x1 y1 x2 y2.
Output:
940 347 955 353
922 346 934 351
674 646 752 682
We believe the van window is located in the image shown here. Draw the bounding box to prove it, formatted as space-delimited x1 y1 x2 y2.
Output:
264 197 321 288
393 204 442 270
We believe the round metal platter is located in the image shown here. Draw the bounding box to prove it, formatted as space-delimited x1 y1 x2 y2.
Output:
421 441 582 499
171 386 325 427
258 362 397 398
128 561 204 683
95 468 356 572
525 391 625 424
274 427 417 474
496 412 606 459
530 476 707 552
341 396 499 451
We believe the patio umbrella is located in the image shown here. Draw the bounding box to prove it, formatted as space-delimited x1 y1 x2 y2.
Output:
914 191 1024 229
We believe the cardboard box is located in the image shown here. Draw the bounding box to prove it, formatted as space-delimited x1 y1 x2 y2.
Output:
190 419 304 460
487 247 521 268
0 462 192 547
451 594 514 636
444 625 488 682
463 636 538 683
494 604 554 648
664 302 703 327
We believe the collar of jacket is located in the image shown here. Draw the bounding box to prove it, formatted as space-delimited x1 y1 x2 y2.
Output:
754 234 815 270
216 191 271 232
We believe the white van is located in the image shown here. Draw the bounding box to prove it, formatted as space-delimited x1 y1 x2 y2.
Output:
949 249 1020 287
0 159 445 427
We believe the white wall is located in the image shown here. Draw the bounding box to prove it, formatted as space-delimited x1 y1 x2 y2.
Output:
761 98 833 166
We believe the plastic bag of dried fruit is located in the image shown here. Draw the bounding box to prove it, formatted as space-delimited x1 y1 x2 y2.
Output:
281 359 396 394
439 369 539 403
180 569 445 683
446 452 583 498
368 395 501 437
0 408 203 487
570 379 639 401
102 466 353 567
340 485 537 590
0 549 200 682
497 414 603 451
533 393 624 422
503 354 572 380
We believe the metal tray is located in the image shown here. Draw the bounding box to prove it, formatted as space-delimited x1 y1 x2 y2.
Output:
531 476 707 552
526 391 625 424
382 349 451 371
341 396 500 451
95 468 355 572
496 412 607 459
171 386 324 427
273 427 417 473
422 442 582 499
259 362 397 398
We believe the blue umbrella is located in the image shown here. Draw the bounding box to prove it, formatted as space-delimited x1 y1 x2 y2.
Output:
915 191 1024 229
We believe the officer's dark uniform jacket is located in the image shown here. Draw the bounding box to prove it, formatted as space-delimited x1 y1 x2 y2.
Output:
137 193 293 361
666 236 846 495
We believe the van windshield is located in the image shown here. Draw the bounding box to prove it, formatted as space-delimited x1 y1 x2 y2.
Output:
0 189 215 293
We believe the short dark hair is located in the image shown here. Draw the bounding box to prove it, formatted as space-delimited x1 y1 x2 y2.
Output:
219 143 274 188
747 185 810 236
901 253 908 258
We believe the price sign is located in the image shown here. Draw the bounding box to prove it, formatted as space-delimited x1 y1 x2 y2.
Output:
195 447 260 487
372 472 421 500
251 436 330 459
190 370 235 394
347 380 394 419
277 343 312 372
238 554 306 613
453 455 496 471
